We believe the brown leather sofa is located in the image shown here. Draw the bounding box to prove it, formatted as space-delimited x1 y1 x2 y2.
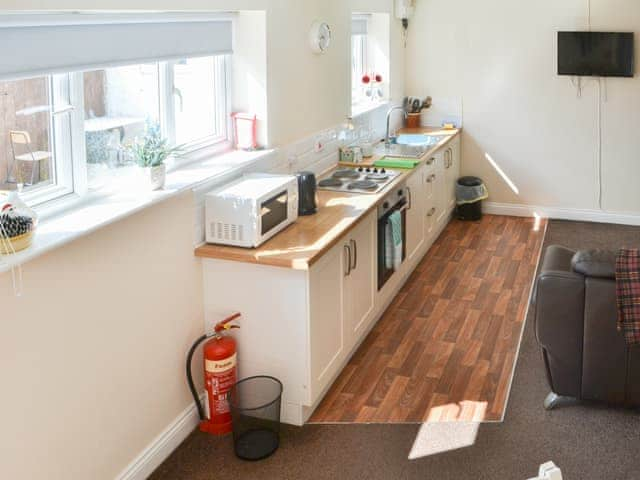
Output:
533 245 640 410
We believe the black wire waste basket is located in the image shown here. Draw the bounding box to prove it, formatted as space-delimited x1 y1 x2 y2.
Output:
228 375 283 461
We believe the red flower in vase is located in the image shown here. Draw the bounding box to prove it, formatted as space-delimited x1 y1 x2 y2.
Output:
361 74 371 84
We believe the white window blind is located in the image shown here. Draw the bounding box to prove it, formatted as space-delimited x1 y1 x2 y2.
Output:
352 15 369 36
0 13 234 81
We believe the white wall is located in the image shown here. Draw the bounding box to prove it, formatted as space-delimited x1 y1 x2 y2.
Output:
406 0 640 216
0 192 204 480
0 2 404 479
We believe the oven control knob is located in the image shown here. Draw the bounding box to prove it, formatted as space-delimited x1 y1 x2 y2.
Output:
373 168 378 173
380 168 386 174
383 202 390 209
398 190 404 196
365 167 371 173
357 167 364 172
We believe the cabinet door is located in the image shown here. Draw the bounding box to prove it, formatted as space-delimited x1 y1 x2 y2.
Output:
344 213 376 348
434 150 448 226
405 163 427 262
425 201 437 244
424 155 437 203
445 138 461 212
450 137 461 180
309 240 347 400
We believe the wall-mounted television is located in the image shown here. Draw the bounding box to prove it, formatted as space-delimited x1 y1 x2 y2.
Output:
558 31 634 77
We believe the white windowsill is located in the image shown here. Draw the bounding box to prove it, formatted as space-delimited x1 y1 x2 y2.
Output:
0 148 274 274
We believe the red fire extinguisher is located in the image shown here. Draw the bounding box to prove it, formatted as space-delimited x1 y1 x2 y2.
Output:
186 313 240 435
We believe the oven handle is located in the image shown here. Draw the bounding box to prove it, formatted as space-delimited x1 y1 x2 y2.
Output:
378 197 410 222
380 199 409 223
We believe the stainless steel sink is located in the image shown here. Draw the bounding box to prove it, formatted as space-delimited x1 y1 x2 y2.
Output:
373 143 428 158
373 134 446 159
395 134 445 147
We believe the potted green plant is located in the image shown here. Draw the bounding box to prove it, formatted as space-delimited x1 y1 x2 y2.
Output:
126 124 183 190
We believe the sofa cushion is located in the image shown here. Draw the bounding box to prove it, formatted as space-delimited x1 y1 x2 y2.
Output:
571 249 616 279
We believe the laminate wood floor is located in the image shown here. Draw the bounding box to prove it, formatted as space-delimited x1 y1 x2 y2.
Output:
308 215 547 423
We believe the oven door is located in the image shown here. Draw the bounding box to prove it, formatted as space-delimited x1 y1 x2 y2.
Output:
259 189 290 241
377 198 407 290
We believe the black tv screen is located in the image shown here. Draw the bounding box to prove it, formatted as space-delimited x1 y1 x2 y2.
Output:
558 31 634 77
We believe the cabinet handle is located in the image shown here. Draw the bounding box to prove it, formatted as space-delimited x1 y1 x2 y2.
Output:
344 244 351 276
427 207 436 217
350 239 357 270
427 157 435 166
406 186 412 210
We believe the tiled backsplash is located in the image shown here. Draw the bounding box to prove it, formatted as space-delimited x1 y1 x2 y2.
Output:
192 103 396 245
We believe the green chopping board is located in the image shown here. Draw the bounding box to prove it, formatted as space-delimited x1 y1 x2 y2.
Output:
373 157 422 169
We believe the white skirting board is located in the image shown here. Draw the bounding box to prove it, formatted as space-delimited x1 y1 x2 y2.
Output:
483 202 640 226
115 395 204 480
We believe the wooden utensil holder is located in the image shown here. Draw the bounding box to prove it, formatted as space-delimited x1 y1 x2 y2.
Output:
406 113 422 128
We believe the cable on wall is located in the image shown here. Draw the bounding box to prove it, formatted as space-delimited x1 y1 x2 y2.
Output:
586 0 605 211
597 78 604 210
571 76 583 98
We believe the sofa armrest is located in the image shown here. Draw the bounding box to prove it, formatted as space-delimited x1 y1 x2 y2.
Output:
534 245 585 398
571 249 616 279
531 245 579 305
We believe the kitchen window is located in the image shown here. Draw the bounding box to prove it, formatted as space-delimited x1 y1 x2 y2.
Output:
351 13 390 116
0 13 233 207
170 56 228 148
351 16 369 109
0 75 76 205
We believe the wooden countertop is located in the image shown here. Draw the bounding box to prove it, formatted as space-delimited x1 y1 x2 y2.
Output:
194 127 460 270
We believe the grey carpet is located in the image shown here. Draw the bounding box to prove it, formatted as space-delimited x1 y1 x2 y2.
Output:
150 219 640 480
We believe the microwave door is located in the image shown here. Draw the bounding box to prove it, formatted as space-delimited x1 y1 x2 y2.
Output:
260 190 289 237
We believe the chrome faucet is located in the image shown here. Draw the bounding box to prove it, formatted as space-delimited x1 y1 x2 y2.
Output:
385 106 408 147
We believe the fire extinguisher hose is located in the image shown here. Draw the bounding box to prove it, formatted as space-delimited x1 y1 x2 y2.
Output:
186 333 213 421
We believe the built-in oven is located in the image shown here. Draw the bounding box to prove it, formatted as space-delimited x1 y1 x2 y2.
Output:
377 185 408 290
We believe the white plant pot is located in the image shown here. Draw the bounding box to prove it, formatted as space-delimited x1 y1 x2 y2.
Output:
139 164 166 191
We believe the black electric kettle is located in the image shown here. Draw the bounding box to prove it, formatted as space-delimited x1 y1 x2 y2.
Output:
296 171 317 216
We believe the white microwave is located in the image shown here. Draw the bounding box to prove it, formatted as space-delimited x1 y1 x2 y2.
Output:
205 173 299 248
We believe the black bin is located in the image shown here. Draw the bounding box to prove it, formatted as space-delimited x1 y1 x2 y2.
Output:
228 376 283 461
456 176 486 221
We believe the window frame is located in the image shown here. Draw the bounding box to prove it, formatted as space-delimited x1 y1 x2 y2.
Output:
15 54 231 209
351 32 368 109
162 54 231 157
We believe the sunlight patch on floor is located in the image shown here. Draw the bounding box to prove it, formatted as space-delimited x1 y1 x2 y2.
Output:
408 421 480 460
533 212 542 232
408 401 487 460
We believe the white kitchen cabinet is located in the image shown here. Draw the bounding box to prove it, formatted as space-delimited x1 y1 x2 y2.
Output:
308 239 346 403
200 134 461 427
405 163 427 263
444 137 461 213
343 212 376 348
434 150 448 226
309 211 376 401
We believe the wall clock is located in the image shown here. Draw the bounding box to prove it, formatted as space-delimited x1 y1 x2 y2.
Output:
309 21 331 54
